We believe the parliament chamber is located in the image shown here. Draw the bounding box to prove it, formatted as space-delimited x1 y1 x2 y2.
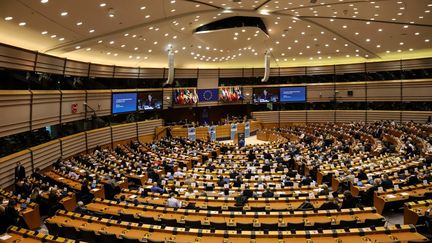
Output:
0 0 432 242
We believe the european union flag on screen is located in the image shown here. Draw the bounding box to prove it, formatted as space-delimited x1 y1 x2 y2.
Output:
197 89 219 102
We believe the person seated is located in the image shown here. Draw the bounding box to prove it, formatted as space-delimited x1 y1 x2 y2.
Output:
380 174 394 189
74 201 86 214
282 177 294 187
300 175 313 186
262 187 274 198
166 192 182 208
407 174 420 186
150 182 165 194
357 169 368 181
242 184 254 198
184 186 195 197
341 190 359 209
298 198 315 210
319 198 340 210
318 184 330 196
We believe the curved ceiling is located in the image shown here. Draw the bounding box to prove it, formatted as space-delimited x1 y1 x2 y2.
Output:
0 0 431 68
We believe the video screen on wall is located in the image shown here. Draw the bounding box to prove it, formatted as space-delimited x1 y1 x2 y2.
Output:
219 87 244 102
252 87 279 103
137 91 163 111
112 93 137 114
173 88 198 105
280 86 306 102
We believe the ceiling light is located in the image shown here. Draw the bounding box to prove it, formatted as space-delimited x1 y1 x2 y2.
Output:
50 34 56 38
75 46 81 49
76 22 83 26
59 37 64 41
41 31 48 35
100 3 106 7
61 12 68 16
140 6 146 10
86 48 91 51
41 0 48 2
18 22 26 26
4 16 13 21
89 29 95 33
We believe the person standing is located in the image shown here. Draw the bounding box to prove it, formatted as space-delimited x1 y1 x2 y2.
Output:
15 162 26 182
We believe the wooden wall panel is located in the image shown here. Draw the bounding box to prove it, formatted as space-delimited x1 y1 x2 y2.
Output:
307 110 335 123
335 110 366 122
199 69 219 79
0 45 36 71
253 111 279 123
0 150 31 188
31 91 61 129
86 90 111 117
401 111 432 123
175 69 198 79
279 111 307 123
402 80 432 101
86 127 111 150
30 140 61 171
61 91 86 123
64 60 89 77
367 81 401 101
367 110 401 122
35 54 65 75
335 82 366 102
307 83 334 102
89 64 114 78
112 123 137 142
219 69 243 78
137 119 163 137
60 132 86 159
0 90 31 137
139 68 165 79
114 66 139 79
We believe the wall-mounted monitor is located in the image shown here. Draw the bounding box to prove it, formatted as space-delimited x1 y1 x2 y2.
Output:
138 91 163 111
112 93 137 114
173 88 198 105
219 87 244 102
279 86 306 102
252 87 279 103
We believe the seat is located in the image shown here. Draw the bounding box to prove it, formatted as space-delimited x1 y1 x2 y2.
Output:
261 223 278 231
162 218 178 227
313 221 332 230
45 221 60 236
99 232 120 243
185 220 203 229
59 225 77 239
206 205 221 211
79 228 97 243
364 218 385 227
139 216 155 225
287 222 305 230
210 221 227 230
236 223 254 231
251 206 265 212
339 219 357 229
120 213 138 223
147 238 165 243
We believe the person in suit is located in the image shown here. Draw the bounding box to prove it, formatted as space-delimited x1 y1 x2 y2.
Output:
319 198 340 210
300 175 313 186
357 169 368 181
74 201 86 214
380 174 394 189
262 188 274 198
298 198 315 210
15 162 26 182
341 190 358 209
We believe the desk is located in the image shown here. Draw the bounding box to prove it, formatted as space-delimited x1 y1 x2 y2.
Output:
404 199 432 225
0 226 75 243
374 183 432 214
46 210 428 242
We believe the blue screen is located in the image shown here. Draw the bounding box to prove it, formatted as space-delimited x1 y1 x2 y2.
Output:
112 93 137 114
280 87 306 102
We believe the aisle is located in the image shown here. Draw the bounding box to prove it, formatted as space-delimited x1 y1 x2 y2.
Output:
219 135 269 146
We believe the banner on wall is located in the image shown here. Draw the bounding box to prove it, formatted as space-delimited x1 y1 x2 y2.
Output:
230 123 237 140
198 89 219 102
245 121 250 138
208 126 216 142
188 127 196 141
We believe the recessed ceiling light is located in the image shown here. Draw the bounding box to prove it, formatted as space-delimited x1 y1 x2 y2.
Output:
75 46 81 49
89 29 95 33
18 22 26 26
86 48 91 51
59 37 64 41
61 12 68 16
41 31 48 35
97 40 103 43
41 0 48 3
140 6 146 10
4 16 13 21
76 22 83 26
50 34 56 38
100 3 106 7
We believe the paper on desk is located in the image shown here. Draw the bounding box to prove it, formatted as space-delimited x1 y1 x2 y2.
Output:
0 234 12 240
386 194 397 198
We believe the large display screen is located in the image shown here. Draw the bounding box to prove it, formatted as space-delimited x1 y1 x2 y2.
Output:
252 87 279 103
280 86 306 102
138 91 163 111
112 93 137 114
173 88 198 105
219 87 244 102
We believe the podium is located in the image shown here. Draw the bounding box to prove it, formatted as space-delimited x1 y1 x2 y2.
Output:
233 132 245 146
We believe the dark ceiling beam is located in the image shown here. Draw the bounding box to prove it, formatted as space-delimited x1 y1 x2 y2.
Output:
183 0 222 10
255 0 273 11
